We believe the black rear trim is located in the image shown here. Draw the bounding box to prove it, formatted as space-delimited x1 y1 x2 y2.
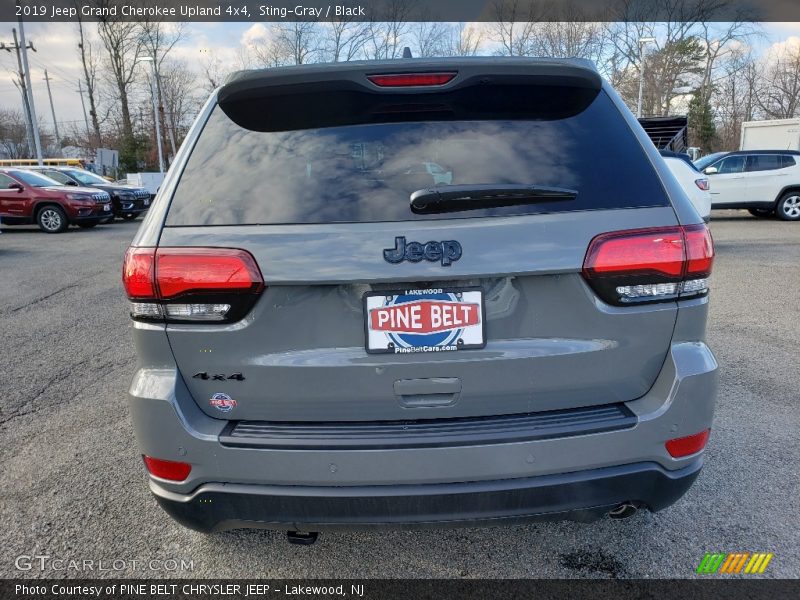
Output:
219 404 636 450
152 460 701 532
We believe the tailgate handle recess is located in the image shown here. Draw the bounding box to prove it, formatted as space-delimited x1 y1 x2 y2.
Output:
394 378 462 408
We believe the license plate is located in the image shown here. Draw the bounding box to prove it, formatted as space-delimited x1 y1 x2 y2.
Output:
144 199 150 206
103 204 111 211
364 287 485 354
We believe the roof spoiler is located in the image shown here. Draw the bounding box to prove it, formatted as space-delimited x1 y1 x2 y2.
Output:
218 58 603 132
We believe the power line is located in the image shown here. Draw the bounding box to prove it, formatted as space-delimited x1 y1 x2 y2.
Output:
28 55 77 84
8 49 95 134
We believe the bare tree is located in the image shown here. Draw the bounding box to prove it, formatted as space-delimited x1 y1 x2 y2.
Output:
140 21 187 158
758 43 800 119
158 59 200 147
199 48 229 92
529 21 608 62
95 1 145 153
0 109 30 159
365 0 414 59
76 9 103 148
696 17 761 107
503 1 608 63
322 8 371 61
251 30 292 68
712 45 760 149
441 23 485 57
408 22 452 58
491 0 544 56
272 22 321 65
605 0 714 115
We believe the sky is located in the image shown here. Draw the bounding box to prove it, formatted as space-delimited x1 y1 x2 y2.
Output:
0 21 798 137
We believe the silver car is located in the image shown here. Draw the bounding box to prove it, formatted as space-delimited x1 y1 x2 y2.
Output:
123 57 717 539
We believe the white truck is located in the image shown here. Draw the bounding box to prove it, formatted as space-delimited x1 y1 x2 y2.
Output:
740 118 800 151
124 172 165 197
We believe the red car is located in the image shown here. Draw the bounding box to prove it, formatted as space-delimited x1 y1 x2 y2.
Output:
0 168 113 233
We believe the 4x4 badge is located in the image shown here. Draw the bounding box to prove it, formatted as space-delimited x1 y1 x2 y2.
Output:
383 236 462 266
193 372 245 381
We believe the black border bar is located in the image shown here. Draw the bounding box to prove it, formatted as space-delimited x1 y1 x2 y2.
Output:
3 579 800 600
5 0 800 22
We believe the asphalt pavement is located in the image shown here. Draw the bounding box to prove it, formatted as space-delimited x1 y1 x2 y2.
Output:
1 212 798 579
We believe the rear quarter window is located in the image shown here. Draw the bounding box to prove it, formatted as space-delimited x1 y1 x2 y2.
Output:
165 90 668 226
746 155 784 172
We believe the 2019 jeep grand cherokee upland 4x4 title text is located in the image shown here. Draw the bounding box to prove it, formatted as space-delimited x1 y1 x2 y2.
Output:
123 58 717 535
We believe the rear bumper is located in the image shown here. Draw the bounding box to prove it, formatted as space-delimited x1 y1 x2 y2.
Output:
151 459 702 533
129 331 717 531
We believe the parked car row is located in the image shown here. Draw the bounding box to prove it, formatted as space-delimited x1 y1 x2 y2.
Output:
0 167 151 233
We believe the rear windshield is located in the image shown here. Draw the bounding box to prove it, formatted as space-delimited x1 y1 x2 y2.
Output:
166 90 668 226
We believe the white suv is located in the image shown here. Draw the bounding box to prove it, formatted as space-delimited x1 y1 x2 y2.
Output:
695 150 800 221
660 151 711 221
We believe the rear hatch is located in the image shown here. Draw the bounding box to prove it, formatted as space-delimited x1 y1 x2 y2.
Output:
154 58 681 422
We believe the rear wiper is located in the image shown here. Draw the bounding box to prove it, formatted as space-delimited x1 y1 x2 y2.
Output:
409 184 578 214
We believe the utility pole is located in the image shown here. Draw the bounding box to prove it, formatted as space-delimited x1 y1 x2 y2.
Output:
76 79 91 142
138 56 164 174
11 80 35 155
637 37 656 119
17 17 43 165
43 69 60 150
148 71 165 173
3 31 36 158
153 68 176 158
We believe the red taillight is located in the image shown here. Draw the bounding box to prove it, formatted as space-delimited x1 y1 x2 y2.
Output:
155 248 264 299
367 72 457 87
123 247 156 298
143 456 191 481
123 247 264 322
583 227 685 279
665 429 710 458
683 224 714 277
582 224 714 305
694 178 709 191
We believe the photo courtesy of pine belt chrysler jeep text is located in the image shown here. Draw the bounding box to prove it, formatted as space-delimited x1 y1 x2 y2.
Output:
123 57 718 537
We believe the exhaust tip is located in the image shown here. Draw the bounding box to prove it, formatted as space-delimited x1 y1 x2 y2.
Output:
608 502 638 520
287 530 319 545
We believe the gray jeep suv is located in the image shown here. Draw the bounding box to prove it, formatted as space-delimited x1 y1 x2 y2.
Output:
124 57 717 536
